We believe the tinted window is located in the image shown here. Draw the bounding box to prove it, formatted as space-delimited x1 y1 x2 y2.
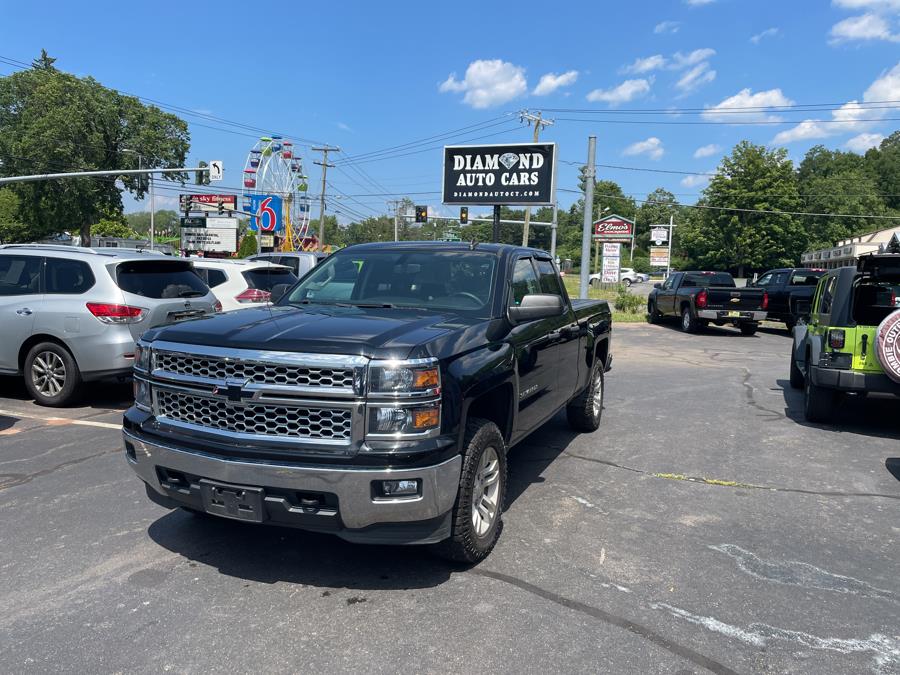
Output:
755 273 773 287
206 269 228 288
534 259 563 297
243 268 298 291
0 255 41 296
683 273 735 287
511 258 540 306
772 272 789 286
662 273 681 290
819 276 836 315
790 271 825 286
285 250 497 315
46 258 95 294
852 282 900 325
116 260 209 299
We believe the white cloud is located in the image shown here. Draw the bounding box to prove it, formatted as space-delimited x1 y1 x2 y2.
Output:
750 27 780 44
829 13 900 42
703 88 795 122
686 0 716 5
623 137 664 160
693 143 721 158
681 174 710 188
586 78 652 105
654 20 681 34
439 59 527 108
676 62 716 93
337 122 354 133
621 55 667 74
670 48 716 69
845 132 885 152
533 70 578 95
864 60 900 100
833 0 900 10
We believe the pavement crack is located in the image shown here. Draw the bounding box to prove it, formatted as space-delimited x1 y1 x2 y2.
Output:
562 451 900 501
469 568 739 675
0 447 119 490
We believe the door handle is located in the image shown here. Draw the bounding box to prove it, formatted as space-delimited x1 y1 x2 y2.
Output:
547 330 562 340
16 308 32 316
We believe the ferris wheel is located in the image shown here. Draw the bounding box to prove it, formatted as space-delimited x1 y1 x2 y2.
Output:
241 135 312 251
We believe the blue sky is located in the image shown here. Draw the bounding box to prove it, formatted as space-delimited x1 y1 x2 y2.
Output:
1 0 899 222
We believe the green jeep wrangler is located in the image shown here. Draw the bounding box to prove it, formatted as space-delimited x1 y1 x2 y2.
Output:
791 249 900 423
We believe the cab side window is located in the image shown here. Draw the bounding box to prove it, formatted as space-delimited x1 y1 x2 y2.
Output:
818 276 837 316
755 273 773 287
510 258 540 306
662 273 681 290
534 259 563 297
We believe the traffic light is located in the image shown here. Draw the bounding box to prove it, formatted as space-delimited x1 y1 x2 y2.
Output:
137 173 149 193
216 197 224 215
460 207 468 225
415 205 427 223
196 161 209 185
179 194 191 214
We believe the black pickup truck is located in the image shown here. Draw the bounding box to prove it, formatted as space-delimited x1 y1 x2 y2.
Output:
750 267 825 330
647 271 768 335
123 242 612 562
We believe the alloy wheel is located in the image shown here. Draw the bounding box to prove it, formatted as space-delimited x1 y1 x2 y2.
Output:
471 446 501 536
32 351 67 398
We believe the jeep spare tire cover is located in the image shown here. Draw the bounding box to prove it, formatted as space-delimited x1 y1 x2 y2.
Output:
875 310 900 384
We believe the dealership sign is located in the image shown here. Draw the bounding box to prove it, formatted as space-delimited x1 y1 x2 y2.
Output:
593 215 634 242
442 143 557 206
181 227 237 253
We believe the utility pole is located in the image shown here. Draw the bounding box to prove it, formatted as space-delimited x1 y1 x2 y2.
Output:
387 199 402 242
550 202 558 262
667 214 675 278
519 110 554 247
579 136 596 300
312 145 340 251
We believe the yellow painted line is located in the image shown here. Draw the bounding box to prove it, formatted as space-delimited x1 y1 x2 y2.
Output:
652 472 757 490
0 408 120 430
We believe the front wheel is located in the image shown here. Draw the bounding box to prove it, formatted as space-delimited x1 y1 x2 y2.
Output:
647 301 660 324
433 418 507 564
681 307 697 333
566 362 604 432
24 342 81 407
623 278 632 287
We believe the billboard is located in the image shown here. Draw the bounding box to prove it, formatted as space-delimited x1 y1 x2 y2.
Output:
248 195 283 232
593 215 634 242
181 227 237 253
442 142 557 206
650 246 670 267
188 194 237 213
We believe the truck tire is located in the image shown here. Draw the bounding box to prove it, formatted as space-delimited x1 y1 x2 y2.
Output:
739 323 758 336
804 376 837 423
647 301 660 324
23 342 82 407
785 316 797 333
566 361 604 432
681 306 697 333
433 418 507 564
789 349 805 389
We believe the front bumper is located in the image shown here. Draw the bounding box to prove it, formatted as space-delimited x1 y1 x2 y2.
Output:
809 366 900 395
697 310 767 322
123 429 462 544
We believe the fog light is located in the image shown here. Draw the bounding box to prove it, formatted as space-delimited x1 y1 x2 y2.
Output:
381 479 419 497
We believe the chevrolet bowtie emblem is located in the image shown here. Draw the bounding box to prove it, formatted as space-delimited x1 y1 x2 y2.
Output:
730 297 741 304
213 378 254 403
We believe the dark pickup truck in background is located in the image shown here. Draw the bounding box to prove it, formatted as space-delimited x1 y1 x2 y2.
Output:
750 267 825 331
647 271 768 335
123 242 612 563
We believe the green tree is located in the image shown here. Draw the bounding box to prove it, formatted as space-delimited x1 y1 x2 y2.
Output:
679 141 804 276
864 131 900 212
634 188 682 252
125 209 180 237
0 188 26 243
91 218 139 239
0 53 189 246
238 231 258 258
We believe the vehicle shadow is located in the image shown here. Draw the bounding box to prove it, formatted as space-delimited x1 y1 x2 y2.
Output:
0 375 132 412
145 411 582 589
647 319 770 339
776 378 900 440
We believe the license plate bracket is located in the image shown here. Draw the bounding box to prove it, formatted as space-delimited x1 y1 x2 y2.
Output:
199 479 265 522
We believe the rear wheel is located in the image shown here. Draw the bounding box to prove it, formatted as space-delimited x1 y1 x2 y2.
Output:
681 307 697 333
789 348 805 389
566 361 604 432
24 342 81 407
804 375 837 423
739 323 758 336
623 278 632 287
433 418 507 564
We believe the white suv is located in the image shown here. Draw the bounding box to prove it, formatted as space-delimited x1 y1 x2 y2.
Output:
191 259 298 311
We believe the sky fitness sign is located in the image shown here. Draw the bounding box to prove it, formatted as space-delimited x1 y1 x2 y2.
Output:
442 143 557 206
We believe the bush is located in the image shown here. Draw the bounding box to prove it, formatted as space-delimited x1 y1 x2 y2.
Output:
238 232 258 258
614 285 644 314
631 254 651 274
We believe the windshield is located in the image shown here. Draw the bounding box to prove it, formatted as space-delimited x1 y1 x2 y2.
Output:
115 260 209 299
281 249 498 315
790 270 825 286
852 280 900 326
683 273 735 288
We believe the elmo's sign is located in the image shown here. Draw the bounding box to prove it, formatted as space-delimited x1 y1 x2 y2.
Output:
593 215 635 241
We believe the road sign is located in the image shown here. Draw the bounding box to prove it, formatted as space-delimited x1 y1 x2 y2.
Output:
181 227 237 253
593 215 634 242
209 160 223 182
442 142 557 206
651 227 668 243
248 194 282 232
188 194 237 213
650 246 670 267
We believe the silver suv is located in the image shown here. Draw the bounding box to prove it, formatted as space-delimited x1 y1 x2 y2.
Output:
0 245 219 406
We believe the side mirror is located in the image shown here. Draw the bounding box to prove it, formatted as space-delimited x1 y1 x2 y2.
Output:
653 282 662 289
270 283 291 303
508 294 564 324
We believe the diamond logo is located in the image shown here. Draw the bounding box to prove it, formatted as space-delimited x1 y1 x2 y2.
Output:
499 153 519 170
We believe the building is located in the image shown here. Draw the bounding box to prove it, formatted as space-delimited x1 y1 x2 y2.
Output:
800 225 900 269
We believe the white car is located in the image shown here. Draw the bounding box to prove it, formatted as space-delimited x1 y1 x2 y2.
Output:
589 267 648 288
191 259 298 311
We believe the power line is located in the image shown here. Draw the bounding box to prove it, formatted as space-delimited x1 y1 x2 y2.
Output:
535 100 900 114
554 116 900 127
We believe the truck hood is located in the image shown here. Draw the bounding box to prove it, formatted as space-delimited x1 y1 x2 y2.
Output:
143 305 484 360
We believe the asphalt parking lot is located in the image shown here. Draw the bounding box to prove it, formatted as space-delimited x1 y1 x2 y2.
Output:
1 323 898 674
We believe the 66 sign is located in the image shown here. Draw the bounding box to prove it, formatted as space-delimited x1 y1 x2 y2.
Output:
249 195 282 232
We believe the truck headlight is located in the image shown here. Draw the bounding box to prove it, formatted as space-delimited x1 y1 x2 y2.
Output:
134 342 152 372
368 403 440 435
368 360 440 396
133 377 151 411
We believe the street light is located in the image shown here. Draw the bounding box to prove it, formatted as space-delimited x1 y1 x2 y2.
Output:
122 148 154 251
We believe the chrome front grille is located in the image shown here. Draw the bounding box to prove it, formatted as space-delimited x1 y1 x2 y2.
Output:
154 351 354 389
155 389 353 441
